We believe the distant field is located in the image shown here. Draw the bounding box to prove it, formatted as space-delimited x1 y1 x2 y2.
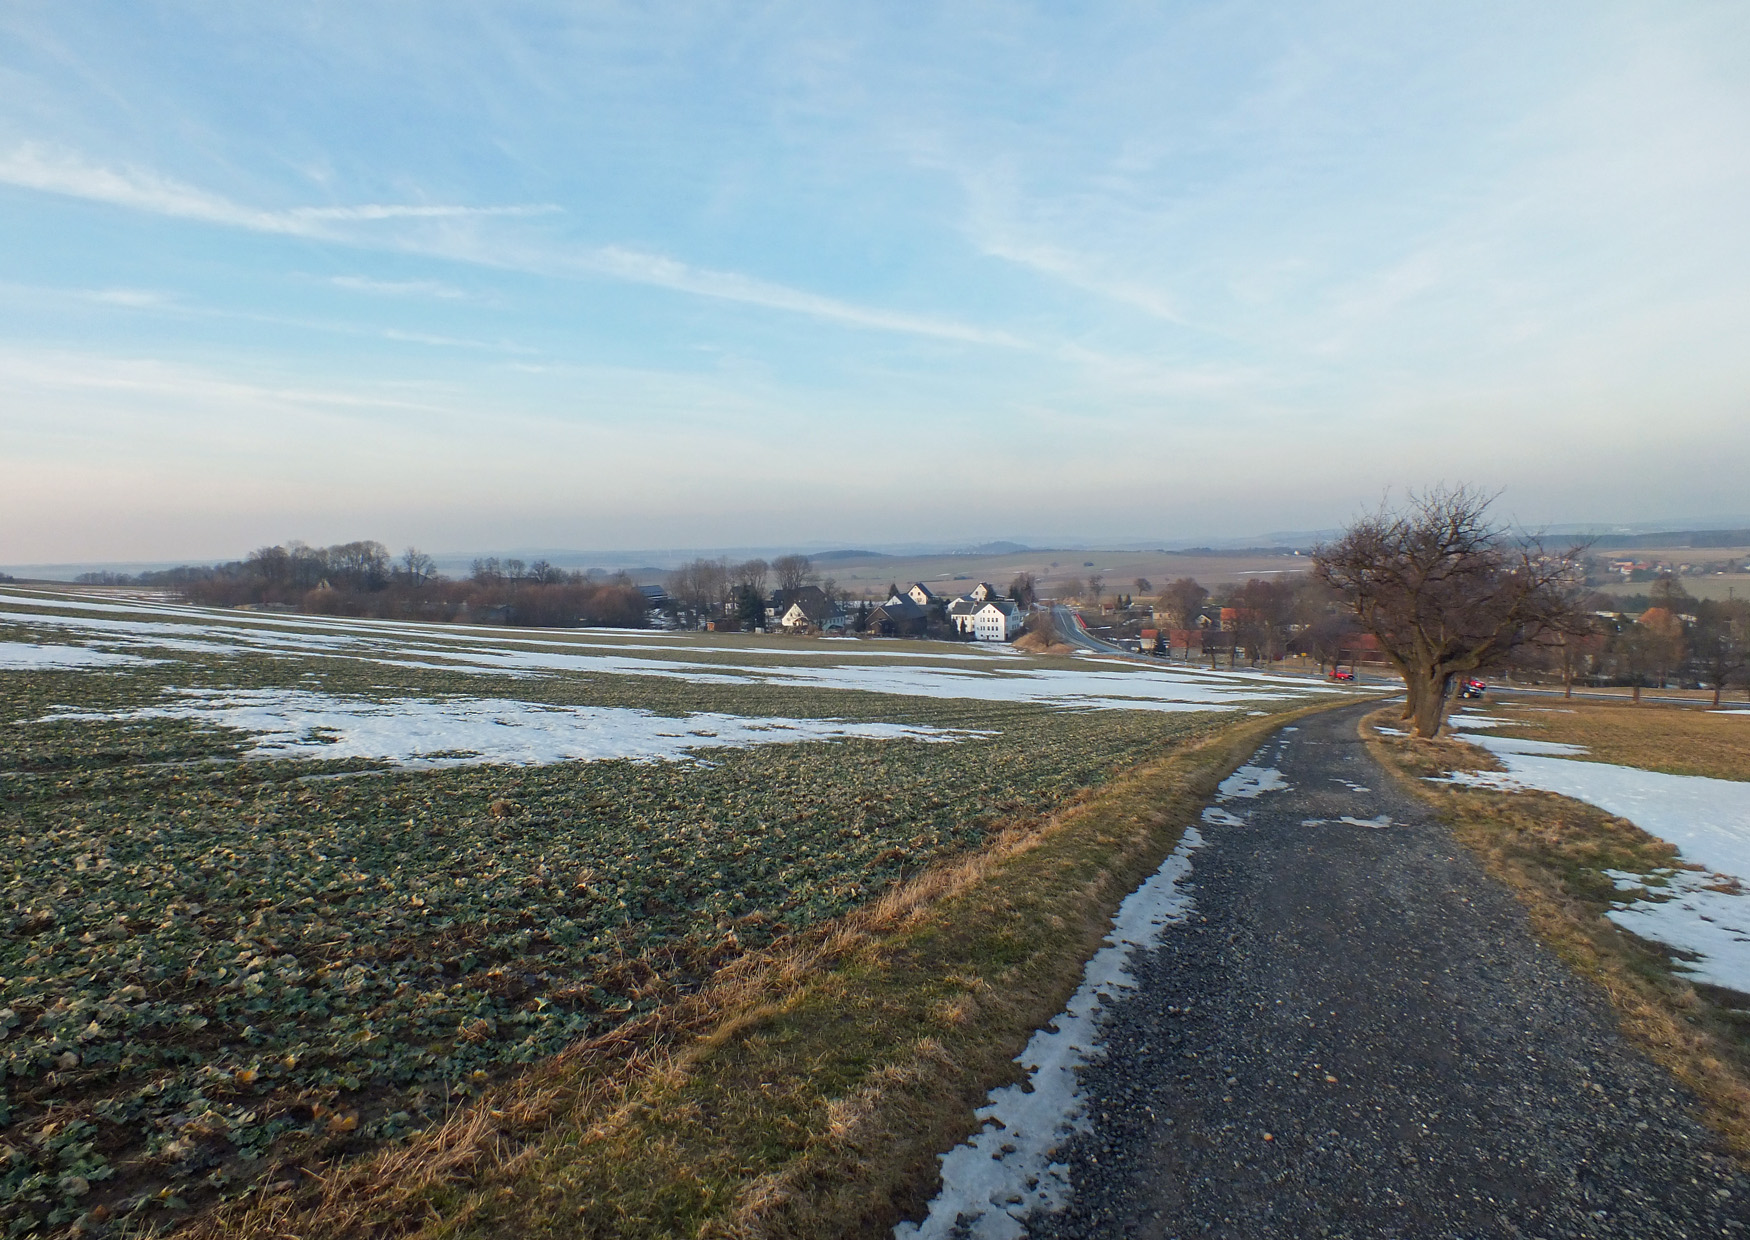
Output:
761 548 1313 599
1587 574 1750 603
0 588 1343 1233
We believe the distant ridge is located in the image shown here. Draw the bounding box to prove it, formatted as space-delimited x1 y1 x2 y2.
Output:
1581 529 1750 549
964 540 1031 554
813 549 887 562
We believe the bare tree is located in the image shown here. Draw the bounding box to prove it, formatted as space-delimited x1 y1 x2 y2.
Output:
1057 577 1085 603
1230 577 1296 663
527 559 562 585
1313 486 1586 738
1691 600 1748 707
1134 576 1153 594
470 556 503 586
1009 572 1038 607
1156 577 1209 629
1086 573 1105 608
401 547 436 586
731 558 770 598
772 554 813 599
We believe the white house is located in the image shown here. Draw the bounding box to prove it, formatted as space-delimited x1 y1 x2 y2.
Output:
973 599 1024 641
969 582 1000 601
906 582 939 608
947 596 983 634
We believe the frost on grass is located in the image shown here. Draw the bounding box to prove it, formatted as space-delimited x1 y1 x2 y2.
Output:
45 688 985 768
896 828 1205 1240
1445 718 1750 996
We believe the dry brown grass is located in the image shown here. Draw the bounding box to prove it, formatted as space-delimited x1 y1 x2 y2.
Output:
180 705 1330 1240
1011 630 1077 656
1462 698 1750 782
1365 708 1750 1161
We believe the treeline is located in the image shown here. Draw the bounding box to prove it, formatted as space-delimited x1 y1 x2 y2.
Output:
86 540 649 629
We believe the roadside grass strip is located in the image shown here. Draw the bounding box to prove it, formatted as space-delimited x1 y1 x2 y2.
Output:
1364 707 1750 1160
174 707 1324 1240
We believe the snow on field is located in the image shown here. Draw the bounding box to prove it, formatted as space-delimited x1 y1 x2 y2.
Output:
0 640 159 670
45 688 985 768
1445 715 1750 995
1 591 1339 714
896 827 1206 1240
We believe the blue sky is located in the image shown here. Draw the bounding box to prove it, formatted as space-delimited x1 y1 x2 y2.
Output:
3 2 1748 564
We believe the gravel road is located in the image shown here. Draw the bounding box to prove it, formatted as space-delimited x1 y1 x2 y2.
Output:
1029 701 1749 1239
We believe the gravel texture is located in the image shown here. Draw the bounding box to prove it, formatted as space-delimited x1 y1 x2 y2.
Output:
1028 702 1750 1239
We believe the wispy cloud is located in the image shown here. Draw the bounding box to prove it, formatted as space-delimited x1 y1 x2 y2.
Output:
0 143 1022 349
0 143 555 238
328 275 468 299
86 287 173 307
570 245 1025 346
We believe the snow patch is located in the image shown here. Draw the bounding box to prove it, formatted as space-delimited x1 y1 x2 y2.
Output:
895 828 1205 1239
43 688 987 768
1442 736 1750 995
0 640 159 670
1216 764 1289 800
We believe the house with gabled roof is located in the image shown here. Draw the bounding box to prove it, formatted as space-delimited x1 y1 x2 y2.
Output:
972 599 1024 641
867 596 929 637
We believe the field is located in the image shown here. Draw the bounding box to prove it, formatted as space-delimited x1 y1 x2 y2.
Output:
1446 698 1750 782
0 589 1340 1236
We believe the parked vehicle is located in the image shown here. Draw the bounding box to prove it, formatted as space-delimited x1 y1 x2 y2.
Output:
1329 667 1356 682
1459 677 1487 699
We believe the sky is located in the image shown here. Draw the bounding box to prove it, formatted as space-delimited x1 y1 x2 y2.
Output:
3 2 1749 566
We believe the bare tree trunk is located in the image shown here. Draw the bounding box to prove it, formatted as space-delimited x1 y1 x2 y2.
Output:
1632 682 1642 704
1714 684 1723 708
1410 670 1450 738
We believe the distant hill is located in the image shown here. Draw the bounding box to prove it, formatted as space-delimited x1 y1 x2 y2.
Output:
965 541 1031 555
1586 529 1750 550
813 549 887 562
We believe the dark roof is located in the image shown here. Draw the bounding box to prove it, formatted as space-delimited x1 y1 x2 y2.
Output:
947 597 983 615
870 597 928 621
907 582 938 600
638 585 668 603
781 585 838 622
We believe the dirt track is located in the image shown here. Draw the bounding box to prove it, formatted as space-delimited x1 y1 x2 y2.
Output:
1029 702 1749 1239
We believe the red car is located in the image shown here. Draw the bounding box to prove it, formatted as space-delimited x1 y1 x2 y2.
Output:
1459 677 1487 699
1329 668 1356 682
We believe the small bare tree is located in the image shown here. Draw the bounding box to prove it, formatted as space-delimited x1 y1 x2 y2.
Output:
1009 572 1038 607
1313 486 1586 738
731 558 770 598
400 547 436 586
1156 577 1208 629
772 554 813 600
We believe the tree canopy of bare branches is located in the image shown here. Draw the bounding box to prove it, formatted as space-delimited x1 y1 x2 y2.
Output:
1313 486 1586 738
1155 577 1209 629
771 554 814 599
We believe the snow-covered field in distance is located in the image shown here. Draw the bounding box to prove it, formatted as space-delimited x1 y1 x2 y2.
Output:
2 589 1350 769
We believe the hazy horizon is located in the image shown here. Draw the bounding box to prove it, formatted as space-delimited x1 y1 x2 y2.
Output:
5 4 1748 563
